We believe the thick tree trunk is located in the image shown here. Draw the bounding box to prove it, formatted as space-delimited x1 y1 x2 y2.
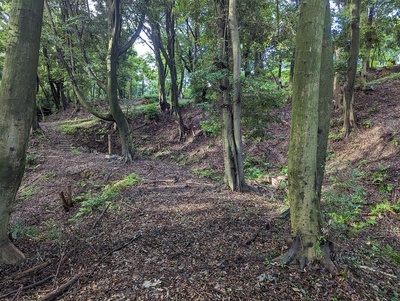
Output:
107 0 133 161
215 0 245 191
0 0 44 265
216 0 233 189
276 0 334 272
343 0 361 137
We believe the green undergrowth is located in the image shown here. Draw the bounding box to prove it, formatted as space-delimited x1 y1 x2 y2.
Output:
243 156 272 181
71 172 140 221
18 185 39 201
192 168 222 181
368 72 400 86
8 220 39 241
324 162 399 235
59 118 98 134
323 165 367 231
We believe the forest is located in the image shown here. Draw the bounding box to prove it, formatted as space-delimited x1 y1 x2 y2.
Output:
0 0 399 300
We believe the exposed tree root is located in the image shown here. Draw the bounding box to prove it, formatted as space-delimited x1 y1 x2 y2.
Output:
0 240 25 265
273 237 337 275
122 152 133 163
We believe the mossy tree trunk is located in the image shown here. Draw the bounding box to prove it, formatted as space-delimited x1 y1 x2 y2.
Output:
343 0 361 137
276 0 335 273
0 0 44 265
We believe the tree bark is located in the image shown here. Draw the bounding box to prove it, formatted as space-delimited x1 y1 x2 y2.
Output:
215 0 245 191
165 2 186 141
150 22 168 112
343 0 361 137
333 47 342 109
276 0 334 272
228 0 245 191
360 5 374 91
0 0 44 265
107 0 133 161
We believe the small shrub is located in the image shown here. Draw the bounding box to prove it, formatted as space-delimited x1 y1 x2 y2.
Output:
18 185 39 201
9 220 39 240
26 152 39 166
200 119 222 137
143 103 159 120
193 168 222 181
323 165 366 230
361 119 373 128
245 167 265 181
72 173 140 221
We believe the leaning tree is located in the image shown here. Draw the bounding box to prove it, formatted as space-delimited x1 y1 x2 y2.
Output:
0 0 44 265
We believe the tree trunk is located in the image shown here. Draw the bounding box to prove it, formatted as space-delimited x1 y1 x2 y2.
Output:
343 0 361 137
216 0 232 189
228 0 245 191
215 0 245 191
333 47 342 109
275 0 282 88
0 0 44 265
316 6 336 273
254 51 263 76
107 0 133 161
360 5 374 91
150 22 168 112
276 0 334 272
166 2 186 141
317 5 334 207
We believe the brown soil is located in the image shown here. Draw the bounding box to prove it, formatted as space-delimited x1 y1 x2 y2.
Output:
0 72 399 300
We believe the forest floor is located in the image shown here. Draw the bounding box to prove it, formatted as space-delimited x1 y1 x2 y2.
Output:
0 70 399 300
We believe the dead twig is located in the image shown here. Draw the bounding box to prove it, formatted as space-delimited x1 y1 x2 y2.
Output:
0 275 54 299
132 123 149 131
105 233 142 257
359 265 398 279
91 202 111 229
40 274 80 301
5 261 51 282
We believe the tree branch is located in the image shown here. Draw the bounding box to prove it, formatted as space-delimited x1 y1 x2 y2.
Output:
119 13 145 57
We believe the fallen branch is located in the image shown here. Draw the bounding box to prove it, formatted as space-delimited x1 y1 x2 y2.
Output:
132 123 149 131
0 275 54 298
11 261 51 281
91 202 111 229
105 233 142 257
40 274 80 301
359 265 398 279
